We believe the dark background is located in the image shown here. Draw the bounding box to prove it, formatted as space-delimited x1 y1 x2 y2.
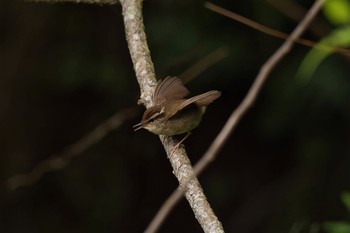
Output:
1 0 350 232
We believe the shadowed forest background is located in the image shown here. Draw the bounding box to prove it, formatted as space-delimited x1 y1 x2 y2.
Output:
1 0 350 232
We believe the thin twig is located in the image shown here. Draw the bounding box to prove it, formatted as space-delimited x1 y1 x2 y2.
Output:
180 46 229 84
6 107 138 190
119 0 224 233
267 0 330 36
146 0 325 232
28 0 118 4
205 2 350 57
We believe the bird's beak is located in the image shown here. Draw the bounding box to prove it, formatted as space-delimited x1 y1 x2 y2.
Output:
133 122 143 131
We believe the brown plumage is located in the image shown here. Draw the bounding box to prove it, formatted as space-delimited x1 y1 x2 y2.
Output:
134 76 221 136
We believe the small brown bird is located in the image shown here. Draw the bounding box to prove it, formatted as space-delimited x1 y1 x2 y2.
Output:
134 76 221 136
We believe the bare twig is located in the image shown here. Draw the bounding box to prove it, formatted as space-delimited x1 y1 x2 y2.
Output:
28 0 118 4
6 107 137 190
267 0 330 36
120 0 223 233
205 2 350 57
146 0 325 232
180 46 229 84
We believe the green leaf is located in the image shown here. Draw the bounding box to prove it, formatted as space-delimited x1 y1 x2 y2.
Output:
341 192 350 213
324 222 350 233
324 0 350 25
296 26 350 84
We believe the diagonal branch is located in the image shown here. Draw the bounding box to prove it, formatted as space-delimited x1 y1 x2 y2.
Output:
145 0 326 232
119 0 223 233
6 107 137 190
194 0 326 180
28 0 118 4
205 2 350 57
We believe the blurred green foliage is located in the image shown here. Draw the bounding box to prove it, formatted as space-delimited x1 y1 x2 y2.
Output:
297 26 350 83
324 0 350 25
297 0 350 83
323 192 350 233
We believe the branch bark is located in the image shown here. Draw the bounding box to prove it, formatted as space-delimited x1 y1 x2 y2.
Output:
119 0 224 232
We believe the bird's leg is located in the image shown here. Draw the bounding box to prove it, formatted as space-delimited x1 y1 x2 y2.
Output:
169 132 192 156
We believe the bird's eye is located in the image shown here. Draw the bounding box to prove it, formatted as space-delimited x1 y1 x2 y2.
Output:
148 112 164 123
